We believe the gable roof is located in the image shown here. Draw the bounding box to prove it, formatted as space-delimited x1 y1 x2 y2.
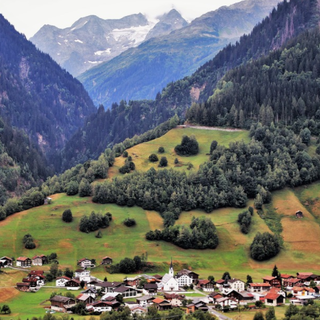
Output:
249 283 271 287
265 292 281 300
262 276 277 281
17 257 31 261
50 295 75 303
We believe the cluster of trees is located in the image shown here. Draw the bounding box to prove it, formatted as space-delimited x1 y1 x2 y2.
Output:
146 217 219 249
45 261 77 283
175 135 199 156
79 211 112 233
250 232 281 261
254 303 320 320
23 234 36 249
119 156 135 174
108 255 146 274
237 209 252 234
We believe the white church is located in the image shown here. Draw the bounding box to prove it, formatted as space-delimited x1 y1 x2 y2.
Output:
157 259 179 292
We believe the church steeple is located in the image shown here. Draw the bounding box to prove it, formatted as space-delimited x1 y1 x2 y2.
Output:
169 258 174 276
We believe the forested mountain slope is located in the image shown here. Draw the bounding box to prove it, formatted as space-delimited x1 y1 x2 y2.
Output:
61 0 318 170
0 14 96 164
186 28 320 135
79 0 279 108
0 117 51 205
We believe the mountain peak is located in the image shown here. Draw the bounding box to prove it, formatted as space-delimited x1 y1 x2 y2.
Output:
145 9 188 41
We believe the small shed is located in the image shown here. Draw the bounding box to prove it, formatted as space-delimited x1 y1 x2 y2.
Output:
296 211 304 218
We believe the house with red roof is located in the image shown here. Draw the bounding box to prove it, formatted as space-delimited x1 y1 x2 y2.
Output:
262 276 281 288
197 279 215 292
16 257 32 267
152 297 172 311
264 288 285 306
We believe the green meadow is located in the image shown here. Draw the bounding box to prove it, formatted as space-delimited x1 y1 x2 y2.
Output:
109 127 250 177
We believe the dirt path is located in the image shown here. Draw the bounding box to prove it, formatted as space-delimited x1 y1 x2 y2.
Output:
178 125 245 132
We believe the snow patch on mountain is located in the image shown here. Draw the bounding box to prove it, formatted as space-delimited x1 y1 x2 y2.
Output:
111 20 158 46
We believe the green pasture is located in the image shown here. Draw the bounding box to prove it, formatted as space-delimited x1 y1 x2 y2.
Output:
109 127 249 177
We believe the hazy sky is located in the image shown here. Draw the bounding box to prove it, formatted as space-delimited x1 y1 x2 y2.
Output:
1 0 241 39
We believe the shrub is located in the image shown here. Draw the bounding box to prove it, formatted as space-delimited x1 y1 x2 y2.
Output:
149 154 159 162
158 146 165 153
158 157 168 167
62 209 73 223
23 234 36 249
123 218 136 227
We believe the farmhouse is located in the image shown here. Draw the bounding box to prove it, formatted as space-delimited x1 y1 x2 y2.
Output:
50 295 76 313
65 279 80 290
32 254 48 266
124 276 141 287
219 278 245 293
56 276 71 287
129 306 147 316
76 293 95 305
152 297 172 311
74 268 91 282
16 257 32 267
114 286 140 297
98 281 123 293
136 295 155 306
197 280 215 292
262 276 281 288
164 293 185 306
186 301 209 314
264 291 285 306
101 256 113 265
77 258 95 268
247 283 271 293
143 283 158 295
16 282 31 292
0 256 13 267
86 301 113 313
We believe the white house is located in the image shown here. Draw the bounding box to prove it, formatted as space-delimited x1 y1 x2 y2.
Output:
175 273 193 287
86 301 112 313
219 279 245 294
74 269 91 282
247 283 271 293
158 260 179 292
56 276 71 287
215 297 238 309
77 258 95 268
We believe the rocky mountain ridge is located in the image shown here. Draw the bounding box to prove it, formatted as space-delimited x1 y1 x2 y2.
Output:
31 10 188 76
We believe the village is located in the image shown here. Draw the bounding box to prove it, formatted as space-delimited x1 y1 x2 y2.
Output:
1 255 320 317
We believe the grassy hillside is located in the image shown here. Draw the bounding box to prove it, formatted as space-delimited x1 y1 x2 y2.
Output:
1 127 320 319
109 127 249 177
